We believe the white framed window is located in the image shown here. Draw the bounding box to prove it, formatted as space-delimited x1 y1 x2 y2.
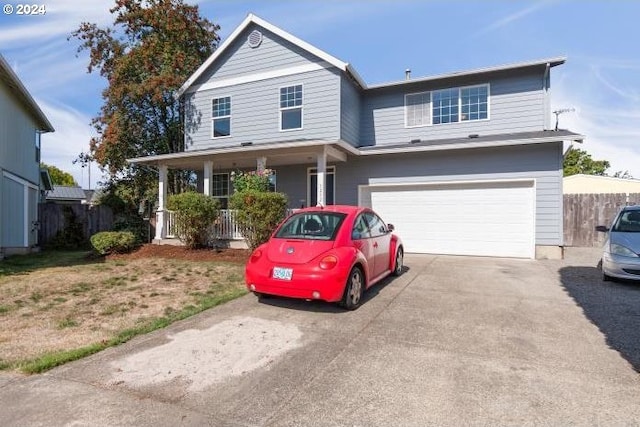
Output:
460 84 489 121
405 92 431 127
212 173 229 208
212 96 231 138
432 88 459 125
307 166 335 207
280 84 303 131
406 84 490 127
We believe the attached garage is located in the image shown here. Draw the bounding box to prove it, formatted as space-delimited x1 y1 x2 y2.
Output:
360 180 535 258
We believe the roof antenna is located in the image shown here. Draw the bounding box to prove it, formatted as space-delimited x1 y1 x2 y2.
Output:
553 108 575 131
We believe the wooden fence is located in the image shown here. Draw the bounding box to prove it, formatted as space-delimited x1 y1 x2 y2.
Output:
38 203 114 246
563 193 640 247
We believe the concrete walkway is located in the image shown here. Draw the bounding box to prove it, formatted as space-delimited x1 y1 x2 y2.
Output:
1 249 639 426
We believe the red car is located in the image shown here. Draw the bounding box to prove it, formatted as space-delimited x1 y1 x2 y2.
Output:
245 205 403 309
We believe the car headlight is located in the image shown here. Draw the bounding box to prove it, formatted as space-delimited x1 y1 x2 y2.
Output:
610 243 639 257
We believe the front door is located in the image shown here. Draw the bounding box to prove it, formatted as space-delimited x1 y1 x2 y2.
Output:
308 166 335 207
365 212 392 278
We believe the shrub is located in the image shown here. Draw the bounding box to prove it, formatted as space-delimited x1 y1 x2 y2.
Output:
230 169 274 193
230 190 288 250
167 192 220 248
90 231 137 255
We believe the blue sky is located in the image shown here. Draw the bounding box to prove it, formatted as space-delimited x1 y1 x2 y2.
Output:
1 0 639 188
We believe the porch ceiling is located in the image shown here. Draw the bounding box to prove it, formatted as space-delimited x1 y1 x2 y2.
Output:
128 140 356 171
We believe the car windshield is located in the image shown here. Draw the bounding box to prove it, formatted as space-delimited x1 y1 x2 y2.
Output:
612 210 640 233
275 212 347 240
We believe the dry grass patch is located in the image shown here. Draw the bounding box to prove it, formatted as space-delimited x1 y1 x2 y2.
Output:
0 252 247 372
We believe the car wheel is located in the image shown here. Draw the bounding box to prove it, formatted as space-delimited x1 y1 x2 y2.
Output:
603 273 612 282
392 246 403 276
340 267 364 310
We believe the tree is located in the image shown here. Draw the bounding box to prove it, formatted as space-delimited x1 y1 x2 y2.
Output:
70 0 220 202
612 170 634 179
41 163 77 186
563 148 610 177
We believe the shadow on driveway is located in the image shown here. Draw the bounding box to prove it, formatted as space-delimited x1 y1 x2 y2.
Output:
255 266 410 313
559 263 640 372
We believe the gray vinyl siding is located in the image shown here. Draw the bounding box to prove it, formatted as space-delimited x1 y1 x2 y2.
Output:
360 73 545 147
185 68 340 150
0 83 39 183
340 77 361 146
195 24 327 85
1 175 25 247
334 143 562 245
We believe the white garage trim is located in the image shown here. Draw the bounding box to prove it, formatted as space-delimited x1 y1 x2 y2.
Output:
359 179 536 259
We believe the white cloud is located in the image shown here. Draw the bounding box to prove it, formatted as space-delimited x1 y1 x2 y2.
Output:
38 99 103 189
553 64 640 179
475 0 554 36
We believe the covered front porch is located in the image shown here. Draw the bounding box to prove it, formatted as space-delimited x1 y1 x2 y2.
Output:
128 140 357 243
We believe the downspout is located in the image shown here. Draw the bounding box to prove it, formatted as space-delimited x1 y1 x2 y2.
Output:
543 62 551 130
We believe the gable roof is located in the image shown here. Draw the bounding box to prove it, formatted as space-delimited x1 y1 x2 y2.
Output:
176 13 366 98
0 53 54 133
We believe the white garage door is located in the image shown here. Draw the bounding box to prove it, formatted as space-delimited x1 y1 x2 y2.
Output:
363 180 535 258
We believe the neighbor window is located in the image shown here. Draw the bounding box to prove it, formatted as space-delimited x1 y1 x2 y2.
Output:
280 85 303 130
212 96 231 138
212 173 229 208
35 131 41 162
405 92 431 127
461 85 488 121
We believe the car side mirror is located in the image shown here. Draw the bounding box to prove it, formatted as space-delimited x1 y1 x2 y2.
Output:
595 225 609 232
387 224 395 232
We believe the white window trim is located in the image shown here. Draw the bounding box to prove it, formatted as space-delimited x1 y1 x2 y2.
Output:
405 83 491 128
211 96 232 139
404 91 432 129
212 172 230 198
307 165 335 206
459 83 491 122
279 83 304 132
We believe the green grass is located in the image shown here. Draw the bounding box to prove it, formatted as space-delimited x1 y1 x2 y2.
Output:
0 250 96 277
11 287 247 374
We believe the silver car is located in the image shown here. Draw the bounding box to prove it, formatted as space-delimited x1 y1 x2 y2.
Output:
597 206 640 281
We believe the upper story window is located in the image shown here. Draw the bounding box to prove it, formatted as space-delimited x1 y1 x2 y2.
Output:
212 96 231 138
280 84 303 131
405 84 489 127
405 92 431 127
432 88 459 124
460 85 488 121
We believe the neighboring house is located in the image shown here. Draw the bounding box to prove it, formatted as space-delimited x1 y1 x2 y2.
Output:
129 14 584 259
0 53 54 257
45 185 88 204
564 174 640 194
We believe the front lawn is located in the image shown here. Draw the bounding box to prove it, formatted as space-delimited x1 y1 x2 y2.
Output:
0 250 247 373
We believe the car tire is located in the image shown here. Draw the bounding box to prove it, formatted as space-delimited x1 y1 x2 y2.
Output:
392 246 403 276
603 273 612 282
339 266 364 310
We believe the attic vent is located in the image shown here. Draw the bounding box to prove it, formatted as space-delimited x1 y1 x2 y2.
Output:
248 30 263 48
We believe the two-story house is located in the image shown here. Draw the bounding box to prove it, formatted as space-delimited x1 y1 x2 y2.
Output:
129 14 583 259
0 53 54 258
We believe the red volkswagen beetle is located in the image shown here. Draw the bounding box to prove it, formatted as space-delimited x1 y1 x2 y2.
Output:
245 205 403 309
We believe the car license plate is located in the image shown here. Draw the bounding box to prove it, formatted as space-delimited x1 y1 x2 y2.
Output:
272 267 293 280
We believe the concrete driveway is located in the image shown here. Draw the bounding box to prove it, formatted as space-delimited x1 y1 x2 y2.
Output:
1 249 640 426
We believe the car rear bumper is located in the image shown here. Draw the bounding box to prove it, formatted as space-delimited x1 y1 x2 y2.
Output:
602 252 640 280
246 265 347 302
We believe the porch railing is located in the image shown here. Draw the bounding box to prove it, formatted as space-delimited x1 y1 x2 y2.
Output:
164 208 299 242
166 209 243 240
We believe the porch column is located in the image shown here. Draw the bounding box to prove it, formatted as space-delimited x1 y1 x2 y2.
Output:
203 160 213 196
316 148 327 206
155 164 168 240
257 156 267 173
